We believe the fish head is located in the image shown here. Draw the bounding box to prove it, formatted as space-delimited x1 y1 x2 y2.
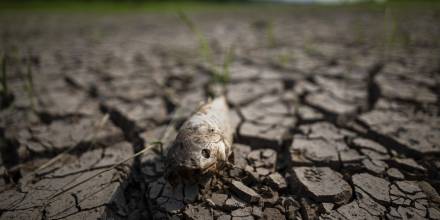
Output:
165 124 227 183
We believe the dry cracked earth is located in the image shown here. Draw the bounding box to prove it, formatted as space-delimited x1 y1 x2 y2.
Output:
0 6 440 220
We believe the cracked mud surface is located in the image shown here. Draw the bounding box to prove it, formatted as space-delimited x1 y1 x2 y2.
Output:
1 6 440 220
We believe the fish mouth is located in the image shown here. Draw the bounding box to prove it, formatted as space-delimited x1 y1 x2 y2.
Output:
165 162 217 184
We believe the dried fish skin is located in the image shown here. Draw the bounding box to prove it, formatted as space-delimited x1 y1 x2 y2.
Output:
165 96 232 183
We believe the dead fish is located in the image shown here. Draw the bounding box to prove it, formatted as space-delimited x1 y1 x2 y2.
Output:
165 96 232 184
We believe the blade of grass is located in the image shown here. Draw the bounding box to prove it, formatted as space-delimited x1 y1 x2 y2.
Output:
178 11 213 65
216 44 235 85
178 11 234 86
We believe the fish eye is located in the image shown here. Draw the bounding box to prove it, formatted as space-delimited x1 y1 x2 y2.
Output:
201 149 210 159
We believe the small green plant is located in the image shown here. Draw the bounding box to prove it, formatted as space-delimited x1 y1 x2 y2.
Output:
178 11 234 86
251 19 277 48
212 45 234 85
178 11 213 65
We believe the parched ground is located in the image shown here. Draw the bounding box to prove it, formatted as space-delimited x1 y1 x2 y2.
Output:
0 5 440 220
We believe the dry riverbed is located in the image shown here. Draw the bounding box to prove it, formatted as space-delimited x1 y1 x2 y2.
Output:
0 5 440 219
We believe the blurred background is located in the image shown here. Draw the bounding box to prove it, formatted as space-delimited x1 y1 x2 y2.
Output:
0 0 438 11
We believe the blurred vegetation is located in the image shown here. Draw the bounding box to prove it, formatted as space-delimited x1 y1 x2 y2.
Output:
0 0 247 12
0 0 439 12
178 11 233 85
0 2 248 13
